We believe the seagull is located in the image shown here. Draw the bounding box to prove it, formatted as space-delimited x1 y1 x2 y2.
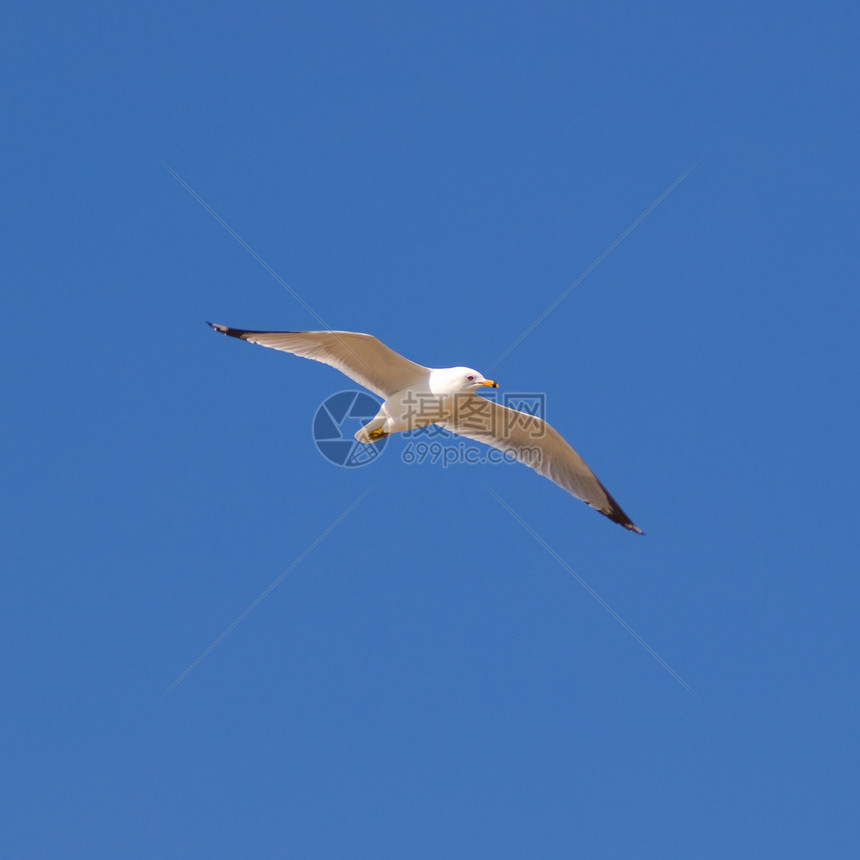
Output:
208 323 643 533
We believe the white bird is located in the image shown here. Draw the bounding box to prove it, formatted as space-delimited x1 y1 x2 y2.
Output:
208 323 643 533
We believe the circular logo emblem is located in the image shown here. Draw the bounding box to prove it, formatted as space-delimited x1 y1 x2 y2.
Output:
312 390 387 467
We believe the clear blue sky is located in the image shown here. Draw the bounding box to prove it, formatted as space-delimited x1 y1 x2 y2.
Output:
3 1 858 857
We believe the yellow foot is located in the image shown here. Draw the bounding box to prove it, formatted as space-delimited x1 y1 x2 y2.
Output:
368 428 388 441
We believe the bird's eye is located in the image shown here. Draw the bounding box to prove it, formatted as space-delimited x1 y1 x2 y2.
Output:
467 375 475 381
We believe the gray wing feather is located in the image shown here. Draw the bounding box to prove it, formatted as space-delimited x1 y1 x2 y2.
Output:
208 324 428 398
441 397 642 533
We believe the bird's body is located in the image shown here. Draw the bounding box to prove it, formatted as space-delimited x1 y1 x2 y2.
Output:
355 367 499 442
208 323 643 534
354 384 444 442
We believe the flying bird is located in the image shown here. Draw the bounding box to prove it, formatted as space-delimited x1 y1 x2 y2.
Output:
208 323 643 533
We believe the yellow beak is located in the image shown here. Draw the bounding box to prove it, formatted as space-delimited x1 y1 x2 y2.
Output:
480 380 499 388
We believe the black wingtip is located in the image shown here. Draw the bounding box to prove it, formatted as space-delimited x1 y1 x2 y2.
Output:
608 510 644 534
207 322 246 340
593 478 645 535
611 510 644 535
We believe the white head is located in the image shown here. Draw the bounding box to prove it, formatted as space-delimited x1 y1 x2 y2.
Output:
429 366 499 396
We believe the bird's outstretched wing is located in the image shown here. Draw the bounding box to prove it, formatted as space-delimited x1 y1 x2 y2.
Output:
440 397 642 533
208 324 429 399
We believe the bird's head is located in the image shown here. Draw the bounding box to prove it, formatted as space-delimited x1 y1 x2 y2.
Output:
431 367 499 395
